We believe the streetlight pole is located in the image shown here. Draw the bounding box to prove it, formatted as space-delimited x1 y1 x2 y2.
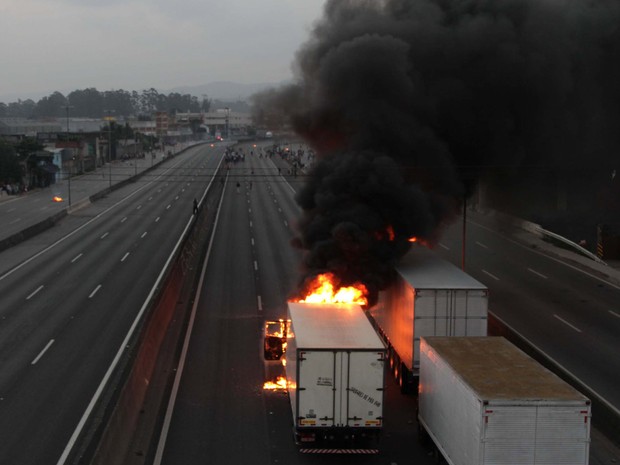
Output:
62 104 74 206
104 110 115 188
68 158 72 206
225 107 230 140
108 123 112 188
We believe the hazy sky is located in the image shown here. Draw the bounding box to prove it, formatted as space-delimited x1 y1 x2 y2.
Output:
0 0 326 101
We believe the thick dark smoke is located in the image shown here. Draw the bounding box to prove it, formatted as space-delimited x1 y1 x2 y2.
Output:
257 0 620 304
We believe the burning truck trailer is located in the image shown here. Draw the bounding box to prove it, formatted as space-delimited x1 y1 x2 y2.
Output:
271 301 387 450
367 247 489 394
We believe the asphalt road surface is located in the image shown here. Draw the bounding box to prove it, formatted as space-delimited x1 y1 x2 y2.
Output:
0 143 226 465
1 140 618 464
154 142 619 465
436 214 620 412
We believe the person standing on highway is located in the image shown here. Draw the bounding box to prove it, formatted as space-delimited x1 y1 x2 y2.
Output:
193 198 198 214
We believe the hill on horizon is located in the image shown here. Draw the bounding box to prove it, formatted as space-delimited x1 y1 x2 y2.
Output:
168 81 283 102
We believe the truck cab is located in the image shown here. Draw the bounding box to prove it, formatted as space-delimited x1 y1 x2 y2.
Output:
263 319 290 360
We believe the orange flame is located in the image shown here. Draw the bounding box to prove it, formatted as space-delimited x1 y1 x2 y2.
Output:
263 376 288 390
52 196 64 203
409 236 431 247
297 273 368 305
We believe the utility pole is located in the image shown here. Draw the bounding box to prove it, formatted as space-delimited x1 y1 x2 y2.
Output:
462 196 467 270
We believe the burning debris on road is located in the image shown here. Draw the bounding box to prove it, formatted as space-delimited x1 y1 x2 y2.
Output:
255 0 620 304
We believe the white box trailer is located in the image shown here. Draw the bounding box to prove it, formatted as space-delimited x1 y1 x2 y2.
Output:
285 302 386 447
419 337 591 465
368 248 488 392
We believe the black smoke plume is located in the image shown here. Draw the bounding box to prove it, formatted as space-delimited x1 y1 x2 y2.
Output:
253 0 620 304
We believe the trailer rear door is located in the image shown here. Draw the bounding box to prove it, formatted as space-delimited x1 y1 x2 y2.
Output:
297 350 385 428
346 351 384 428
482 405 590 465
297 351 336 427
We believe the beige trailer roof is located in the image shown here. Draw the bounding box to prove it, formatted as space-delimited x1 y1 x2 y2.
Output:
422 337 588 401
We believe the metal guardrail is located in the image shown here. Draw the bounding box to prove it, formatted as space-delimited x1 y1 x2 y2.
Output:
535 225 607 265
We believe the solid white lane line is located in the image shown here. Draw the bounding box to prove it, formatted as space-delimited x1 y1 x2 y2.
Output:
31 339 55 365
554 314 582 333
26 285 44 300
476 241 489 249
100 232 109 239
71 253 83 263
609 310 620 319
141 231 147 238
257 295 263 312
89 285 102 299
527 268 548 279
121 252 130 262
121 217 127 223
438 243 450 250
482 269 500 281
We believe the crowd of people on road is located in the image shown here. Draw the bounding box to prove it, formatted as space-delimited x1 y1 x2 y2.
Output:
267 143 316 176
0 182 28 199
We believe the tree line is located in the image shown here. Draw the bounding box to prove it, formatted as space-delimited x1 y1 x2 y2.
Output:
0 88 213 119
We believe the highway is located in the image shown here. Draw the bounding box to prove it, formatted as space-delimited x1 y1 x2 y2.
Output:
154 142 619 465
154 144 431 465
0 143 225 465
0 140 618 464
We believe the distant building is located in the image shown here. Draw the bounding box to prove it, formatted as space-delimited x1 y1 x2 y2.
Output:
0 117 61 136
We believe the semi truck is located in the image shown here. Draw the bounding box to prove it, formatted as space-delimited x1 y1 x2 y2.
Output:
368 247 488 392
418 336 591 465
283 302 386 448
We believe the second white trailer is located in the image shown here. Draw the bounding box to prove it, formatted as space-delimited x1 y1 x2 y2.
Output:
368 248 488 392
